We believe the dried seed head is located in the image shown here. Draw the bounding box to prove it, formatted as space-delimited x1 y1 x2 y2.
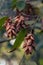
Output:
23 33 36 55
4 18 17 38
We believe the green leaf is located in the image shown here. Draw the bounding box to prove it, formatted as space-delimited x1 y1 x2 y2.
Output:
10 29 27 52
16 0 25 11
11 0 17 9
0 17 8 30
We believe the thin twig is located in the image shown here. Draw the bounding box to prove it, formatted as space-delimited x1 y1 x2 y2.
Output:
0 38 15 43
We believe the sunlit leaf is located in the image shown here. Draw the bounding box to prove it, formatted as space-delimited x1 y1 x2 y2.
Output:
10 29 27 52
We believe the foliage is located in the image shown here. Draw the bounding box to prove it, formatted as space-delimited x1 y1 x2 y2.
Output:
11 0 17 9
11 0 25 11
10 28 27 52
16 0 25 11
0 17 8 30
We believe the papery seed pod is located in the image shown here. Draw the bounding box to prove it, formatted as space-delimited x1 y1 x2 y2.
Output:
21 21 29 29
27 39 32 45
25 49 30 54
4 17 12 27
22 3 33 15
14 15 24 27
7 24 16 37
25 34 33 40
4 15 25 38
14 15 24 22
14 14 29 29
29 46 33 53
31 42 36 51
16 25 21 33
14 13 31 32
4 18 17 38
23 33 36 55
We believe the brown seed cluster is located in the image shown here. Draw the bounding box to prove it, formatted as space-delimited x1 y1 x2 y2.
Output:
16 3 38 20
14 14 29 29
4 17 17 37
4 15 28 38
23 33 36 54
